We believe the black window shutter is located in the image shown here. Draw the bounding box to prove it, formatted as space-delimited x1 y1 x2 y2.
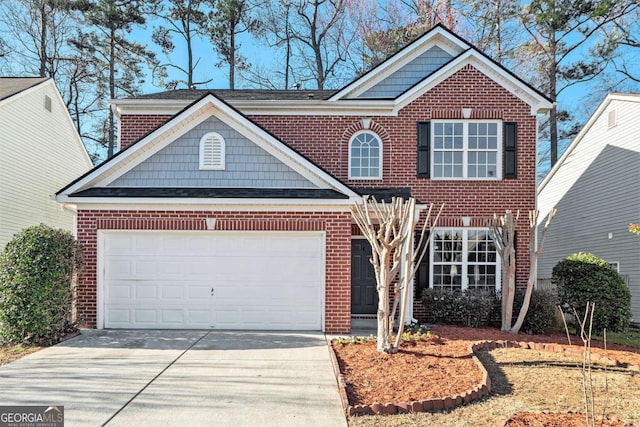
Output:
504 122 517 179
414 230 430 299
417 122 430 177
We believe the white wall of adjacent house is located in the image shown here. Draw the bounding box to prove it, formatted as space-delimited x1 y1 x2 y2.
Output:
537 96 640 322
0 80 92 249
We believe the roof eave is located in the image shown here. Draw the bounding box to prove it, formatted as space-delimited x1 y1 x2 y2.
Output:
112 98 398 117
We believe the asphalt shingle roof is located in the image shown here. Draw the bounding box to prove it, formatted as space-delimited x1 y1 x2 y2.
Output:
70 187 350 199
0 77 48 101
128 89 337 101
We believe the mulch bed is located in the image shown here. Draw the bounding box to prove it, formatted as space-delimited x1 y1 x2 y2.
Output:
332 325 640 425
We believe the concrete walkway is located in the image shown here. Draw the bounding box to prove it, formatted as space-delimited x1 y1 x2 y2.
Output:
0 330 347 427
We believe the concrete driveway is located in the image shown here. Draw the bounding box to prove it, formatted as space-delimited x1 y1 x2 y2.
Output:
0 330 347 427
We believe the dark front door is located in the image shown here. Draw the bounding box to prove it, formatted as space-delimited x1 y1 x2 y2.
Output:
351 239 378 315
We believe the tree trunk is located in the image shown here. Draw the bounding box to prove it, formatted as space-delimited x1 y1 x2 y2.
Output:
376 248 391 353
229 29 235 89
510 209 556 333
186 25 194 88
548 32 558 167
39 1 47 77
107 28 116 158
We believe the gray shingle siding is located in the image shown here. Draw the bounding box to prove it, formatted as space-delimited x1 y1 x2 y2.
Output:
110 117 316 188
358 46 453 99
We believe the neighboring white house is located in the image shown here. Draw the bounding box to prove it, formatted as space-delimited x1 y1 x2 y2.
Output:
0 77 93 249
537 93 640 323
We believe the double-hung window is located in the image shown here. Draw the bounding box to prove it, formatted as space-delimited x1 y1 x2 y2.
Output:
417 120 516 179
432 121 501 179
430 228 500 292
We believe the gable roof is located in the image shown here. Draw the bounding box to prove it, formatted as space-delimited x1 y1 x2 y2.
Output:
537 93 640 222
329 24 552 113
112 25 552 117
128 89 337 101
0 77 49 102
57 92 360 204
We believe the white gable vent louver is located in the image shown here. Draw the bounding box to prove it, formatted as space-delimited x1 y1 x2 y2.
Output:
199 132 226 170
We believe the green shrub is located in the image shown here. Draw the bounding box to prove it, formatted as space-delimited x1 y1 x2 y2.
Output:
512 288 558 334
553 252 631 333
0 225 82 345
421 288 497 327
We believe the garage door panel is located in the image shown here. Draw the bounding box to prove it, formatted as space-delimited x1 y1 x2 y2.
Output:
102 232 324 330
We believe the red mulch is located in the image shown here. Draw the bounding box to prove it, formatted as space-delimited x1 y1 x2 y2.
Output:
333 325 640 426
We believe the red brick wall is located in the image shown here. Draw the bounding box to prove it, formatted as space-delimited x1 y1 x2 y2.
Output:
250 65 536 288
76 209 352 334
119 114 172 151
114 64 538 322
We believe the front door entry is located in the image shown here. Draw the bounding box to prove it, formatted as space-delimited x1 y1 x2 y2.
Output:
351 239 378 315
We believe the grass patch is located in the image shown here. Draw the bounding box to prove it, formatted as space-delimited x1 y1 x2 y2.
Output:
0 344 42 366
595 326 640 350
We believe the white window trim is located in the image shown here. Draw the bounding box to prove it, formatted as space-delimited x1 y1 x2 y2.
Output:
348 130 383 180
431 120 502 180
429 227 502 292
199 132 226 170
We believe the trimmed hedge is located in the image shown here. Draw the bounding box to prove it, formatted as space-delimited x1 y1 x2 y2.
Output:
512 288 558 334
0 225 82 345
421 288 497 327
421 287 558 334
553 252 631 333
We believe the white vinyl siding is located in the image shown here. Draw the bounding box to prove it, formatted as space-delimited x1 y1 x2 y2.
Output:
0 80 92 249
537 96 640 322
432 121 501 180
199 132 225 170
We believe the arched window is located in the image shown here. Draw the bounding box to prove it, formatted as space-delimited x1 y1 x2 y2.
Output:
199 132 225 170
349 131 382 179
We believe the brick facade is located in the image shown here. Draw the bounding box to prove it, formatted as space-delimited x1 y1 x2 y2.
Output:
76 209 352 333
109 64 537 326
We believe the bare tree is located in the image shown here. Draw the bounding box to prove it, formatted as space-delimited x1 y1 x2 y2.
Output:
458 0 521 64
289 0 357 89
489 210 519 332
151 0 211 89
489 208 557 334
351 196 442 353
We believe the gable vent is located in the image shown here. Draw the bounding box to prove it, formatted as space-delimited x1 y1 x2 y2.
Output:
608 109 617 128
199 132 225 170
44 95 52 112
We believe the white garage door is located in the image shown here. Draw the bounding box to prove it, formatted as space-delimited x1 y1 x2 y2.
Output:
100 231 324 330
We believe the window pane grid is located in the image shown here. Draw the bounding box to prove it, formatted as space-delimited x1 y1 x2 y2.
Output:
432 121 500 179
431 228 500 291
350 132 381 179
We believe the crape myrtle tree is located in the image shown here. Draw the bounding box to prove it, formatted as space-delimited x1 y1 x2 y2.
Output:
489 208 557 334
351 196 443 354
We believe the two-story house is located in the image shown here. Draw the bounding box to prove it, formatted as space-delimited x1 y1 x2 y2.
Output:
56 25 552 333
0 77 92 249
